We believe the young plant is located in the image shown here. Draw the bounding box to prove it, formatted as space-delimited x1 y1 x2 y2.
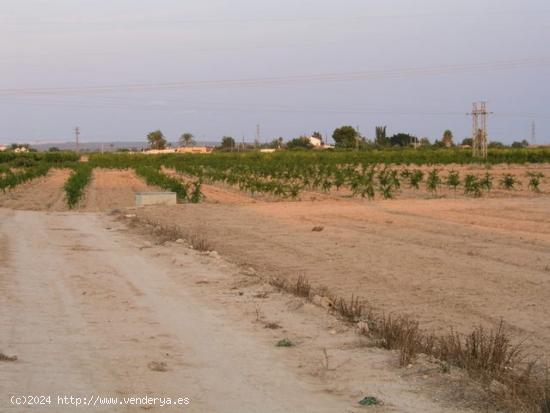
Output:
408 170 424 189
426 169 441 193
500 173 518 190
64 164 93 208
479 172 493 192
377 168 398 199
526 172 544 192
464 174 482 198
446 171 460 192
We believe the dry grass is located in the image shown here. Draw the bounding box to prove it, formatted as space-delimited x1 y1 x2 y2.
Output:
334 295 364 323
270 273 549 412
270 275 311 299
187 231 211 252
121 214 212 251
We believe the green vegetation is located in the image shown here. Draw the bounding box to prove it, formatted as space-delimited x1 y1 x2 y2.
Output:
500 173 519 190
0 163 51 192
64 164 93 208
426 169 441 193
446 170 460 191
135 166 189 201
464 174 482 197
527 172 544 192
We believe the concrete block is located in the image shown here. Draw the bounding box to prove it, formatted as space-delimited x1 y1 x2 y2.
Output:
136 192 177 207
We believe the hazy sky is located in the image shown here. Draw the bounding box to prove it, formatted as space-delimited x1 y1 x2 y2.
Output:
1 0 549 144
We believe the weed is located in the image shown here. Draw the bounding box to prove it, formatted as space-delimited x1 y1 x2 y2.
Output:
500 173 519 190
188 231 211 252
276 338 294 347
358 396 380 406
294 275 312 299
334 295 363 322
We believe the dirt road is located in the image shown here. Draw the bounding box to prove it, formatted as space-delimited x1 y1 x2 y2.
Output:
0 209 468 413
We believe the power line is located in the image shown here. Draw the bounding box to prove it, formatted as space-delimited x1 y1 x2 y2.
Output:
1 57 549 97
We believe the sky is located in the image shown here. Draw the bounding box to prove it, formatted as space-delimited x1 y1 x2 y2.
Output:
0 0 549 145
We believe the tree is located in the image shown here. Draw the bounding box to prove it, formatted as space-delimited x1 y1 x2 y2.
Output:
442 130 454 147
389 133 415 147
179 132 195 147
220 136 236 150
48 146 60 152
286 136 313 150
375 126 389 146
147 130 167 150
268 137 284 149
332 126 359 149
461 138 473 146
511 140 529 148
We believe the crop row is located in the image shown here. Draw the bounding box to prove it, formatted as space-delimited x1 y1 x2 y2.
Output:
0 163 51 192
64 164 93 208
0 152 79 165
135 166 203 203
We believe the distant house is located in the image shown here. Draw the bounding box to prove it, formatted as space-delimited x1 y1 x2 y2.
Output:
0 145 7 152
14 147 28 153
308 136 323 147
260 148 276 153
144 148 177 154
175 146 213 154
307 136 334 149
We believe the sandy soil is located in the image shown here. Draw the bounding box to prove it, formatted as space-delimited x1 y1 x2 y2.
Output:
79 168 159 212
134 195 550 357
0 209 472 413
0 168 70 211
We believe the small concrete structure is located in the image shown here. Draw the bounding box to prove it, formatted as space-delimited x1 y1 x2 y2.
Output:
136 192 177 207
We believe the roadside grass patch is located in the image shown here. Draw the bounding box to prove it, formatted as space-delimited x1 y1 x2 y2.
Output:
269 273 549 412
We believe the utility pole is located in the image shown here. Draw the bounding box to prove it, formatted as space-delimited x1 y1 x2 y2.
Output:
75 127 80 153
256 124 261 143
467 102 492 159
531 121 536 145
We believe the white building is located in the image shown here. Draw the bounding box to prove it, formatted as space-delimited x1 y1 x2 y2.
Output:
307 136 334 149
308 136 323 147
